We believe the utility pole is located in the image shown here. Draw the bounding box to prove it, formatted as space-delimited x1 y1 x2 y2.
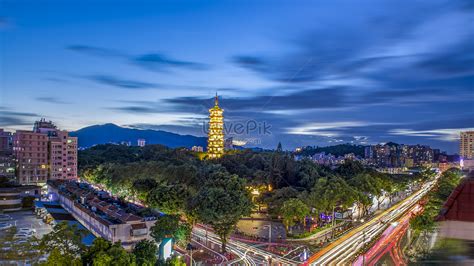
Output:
331 206 336 238
362 229 366 266
268 223 272 243
264 224 272 243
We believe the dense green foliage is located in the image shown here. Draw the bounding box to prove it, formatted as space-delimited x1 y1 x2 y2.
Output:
150 215 191 246
194 171 253 252
133 240 158 266
82 238 136 266
79 144 426 240
80 145 255 250
38 222 137 265
410 168 463 234
39 222 88 258
280 198 310 230
295 144 366 157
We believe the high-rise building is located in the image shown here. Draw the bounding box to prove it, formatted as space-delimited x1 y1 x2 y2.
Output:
34 119 78 181
0 129 12 154
13 130 49 185
13 119 78 185
460 131 474 159
0 129 15 180
207 94 224 159
366 142 434 168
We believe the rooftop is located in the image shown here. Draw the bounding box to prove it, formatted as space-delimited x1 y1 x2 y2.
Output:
438 171 474 222
48 180 155 225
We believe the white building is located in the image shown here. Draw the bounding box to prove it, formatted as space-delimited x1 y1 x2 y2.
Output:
191 146 203 152
137 139 146 147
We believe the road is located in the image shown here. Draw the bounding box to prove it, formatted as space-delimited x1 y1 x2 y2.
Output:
192 226 301 265
353 204 419 266
305 176 438 265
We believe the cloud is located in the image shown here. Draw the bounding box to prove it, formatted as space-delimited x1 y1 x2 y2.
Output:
66 45 125 58
126 123 205 136
416 42 474 77
68 44 208 72
389 128 474 142
36 97 71 104
133 53 208 72
287 121 378 137
88 75 159 89
108 106 160 113
165 88 346 112
0 110 40 127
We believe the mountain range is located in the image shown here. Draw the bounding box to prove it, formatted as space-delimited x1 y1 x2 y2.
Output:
70 123 207 149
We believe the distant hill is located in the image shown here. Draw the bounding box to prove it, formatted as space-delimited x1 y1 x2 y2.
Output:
70 123 207 149
295 144 366 157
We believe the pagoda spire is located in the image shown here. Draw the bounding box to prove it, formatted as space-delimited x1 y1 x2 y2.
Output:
207 94 224 159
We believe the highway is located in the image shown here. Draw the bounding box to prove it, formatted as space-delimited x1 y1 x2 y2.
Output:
192 226 301 265
305 176 438 266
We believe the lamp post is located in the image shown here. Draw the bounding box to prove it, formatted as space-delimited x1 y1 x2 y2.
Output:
361 226 366 266
186 243 195 266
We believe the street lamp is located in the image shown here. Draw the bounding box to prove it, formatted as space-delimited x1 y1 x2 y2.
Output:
186 243 196 266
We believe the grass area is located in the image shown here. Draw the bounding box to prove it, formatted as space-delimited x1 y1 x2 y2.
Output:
287 223 333 239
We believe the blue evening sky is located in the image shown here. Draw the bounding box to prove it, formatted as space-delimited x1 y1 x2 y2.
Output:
1 0 473 152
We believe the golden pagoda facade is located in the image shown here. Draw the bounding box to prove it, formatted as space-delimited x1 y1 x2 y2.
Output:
207 94 224 159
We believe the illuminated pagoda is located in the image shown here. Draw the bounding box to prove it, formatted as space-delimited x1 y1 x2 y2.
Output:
207 93 224 159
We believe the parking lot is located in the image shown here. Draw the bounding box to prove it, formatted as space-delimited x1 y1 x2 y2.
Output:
6 210 52 238
0 210 52 265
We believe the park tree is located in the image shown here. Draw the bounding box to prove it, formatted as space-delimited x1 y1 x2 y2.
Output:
40 247 82 266
280 198 310 232
39 221 88 259
263 186 299 216
82 238 136 266
132 178 158 201
166 255 187 266
150 215 191 246
307 176 357 219
348 173 380 212
146 183 186 215
372 174 393 209
337 160 365 179
195 172 253 252
133 239 158 266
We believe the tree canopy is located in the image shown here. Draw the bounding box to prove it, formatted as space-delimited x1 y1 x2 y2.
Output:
133 240 158 266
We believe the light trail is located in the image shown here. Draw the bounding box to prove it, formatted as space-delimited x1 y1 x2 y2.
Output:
193 226 300 265
305 176 438 265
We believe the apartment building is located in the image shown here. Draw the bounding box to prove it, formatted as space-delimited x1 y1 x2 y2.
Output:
460 131 474 159
12 119 78 185
41 129 78 180
13 130 49 185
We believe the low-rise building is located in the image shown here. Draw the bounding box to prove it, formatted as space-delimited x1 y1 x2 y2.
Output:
0 185 41 212
191 146 204 152
48 180 159 250
137 139 146 147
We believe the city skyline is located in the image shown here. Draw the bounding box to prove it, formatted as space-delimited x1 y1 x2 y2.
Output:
2 0 474 152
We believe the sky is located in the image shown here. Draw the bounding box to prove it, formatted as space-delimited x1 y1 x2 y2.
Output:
1 0 473 152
